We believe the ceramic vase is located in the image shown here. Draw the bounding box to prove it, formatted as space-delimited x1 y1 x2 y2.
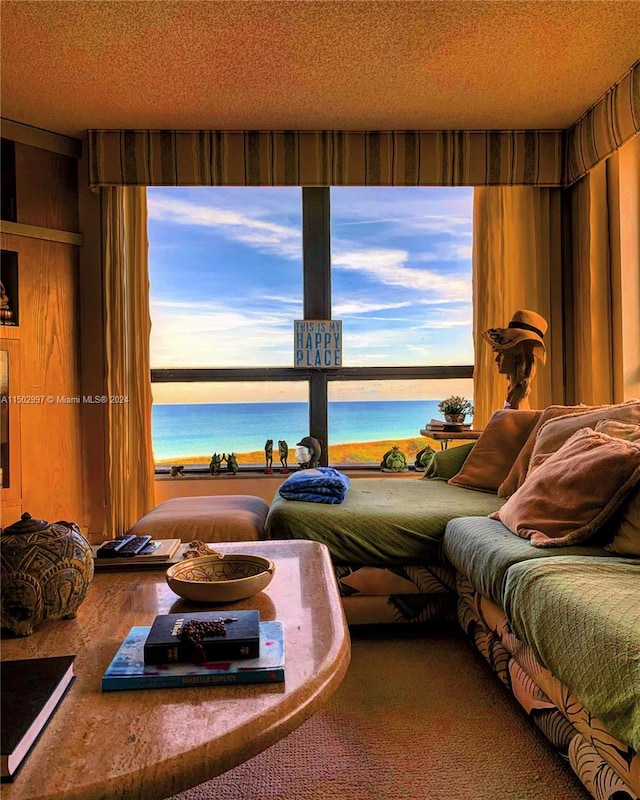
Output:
1 512 94 636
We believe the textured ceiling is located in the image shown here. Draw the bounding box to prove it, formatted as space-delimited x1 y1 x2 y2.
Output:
1 0 639 139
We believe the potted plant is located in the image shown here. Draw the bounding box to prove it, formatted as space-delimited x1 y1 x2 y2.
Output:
437 395 474 424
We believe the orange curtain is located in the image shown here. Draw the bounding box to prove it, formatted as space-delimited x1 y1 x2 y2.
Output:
568 134 640 405
472 187 564 427
102 187 155 536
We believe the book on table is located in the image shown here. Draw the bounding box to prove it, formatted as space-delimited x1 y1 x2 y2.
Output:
424 418 472 433
91 538 183 570
102 621 285 691
144 609 260 665
1 655 76 782
425 418 447 430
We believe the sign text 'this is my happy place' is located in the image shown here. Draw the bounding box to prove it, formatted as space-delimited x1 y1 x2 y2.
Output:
294 320 342 368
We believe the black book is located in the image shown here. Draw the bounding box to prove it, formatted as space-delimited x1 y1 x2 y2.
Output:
1 655 75 781
143 610 260 665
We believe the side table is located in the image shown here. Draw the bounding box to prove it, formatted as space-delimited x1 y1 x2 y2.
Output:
420 428 483 450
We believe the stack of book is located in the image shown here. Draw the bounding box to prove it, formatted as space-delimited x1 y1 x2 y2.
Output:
91 538 185 570
423 418 472 433
102 610 285 691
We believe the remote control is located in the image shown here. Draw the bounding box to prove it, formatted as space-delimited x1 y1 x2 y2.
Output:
116 535 154 557
96 535 136 558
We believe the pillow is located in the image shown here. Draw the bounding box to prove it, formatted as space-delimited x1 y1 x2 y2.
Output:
447 409 541 493
489 427 640 547
596 418 640 557
498 403 612 498
126 496 269 542
595 417 640 442
604 489 640 557
526 400 640 479
421 442 475 481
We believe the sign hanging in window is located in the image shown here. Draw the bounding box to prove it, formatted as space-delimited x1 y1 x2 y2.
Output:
294 320 342 368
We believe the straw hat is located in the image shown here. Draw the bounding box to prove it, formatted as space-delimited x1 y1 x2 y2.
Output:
481 309 548 363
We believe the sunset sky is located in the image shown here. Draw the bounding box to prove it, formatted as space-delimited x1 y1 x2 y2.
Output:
148 186 474 404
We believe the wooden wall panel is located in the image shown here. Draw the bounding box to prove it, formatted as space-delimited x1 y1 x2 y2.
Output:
0 338 22 521
0 231 84 525
15 143 79 232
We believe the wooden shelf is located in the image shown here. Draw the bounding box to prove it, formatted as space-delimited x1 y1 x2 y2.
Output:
0 326 19 339
0 220 83 247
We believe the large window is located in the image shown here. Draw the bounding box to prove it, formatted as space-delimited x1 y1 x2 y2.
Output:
148 187 473 469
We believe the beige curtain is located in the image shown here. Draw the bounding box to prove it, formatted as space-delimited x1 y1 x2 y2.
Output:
568 134 640 405
102 187 155 537
472 187 564 427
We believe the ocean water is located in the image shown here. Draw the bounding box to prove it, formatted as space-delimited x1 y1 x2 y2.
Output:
152 400 447 460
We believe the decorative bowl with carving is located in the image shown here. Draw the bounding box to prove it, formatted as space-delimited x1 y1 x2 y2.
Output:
166 554 275 603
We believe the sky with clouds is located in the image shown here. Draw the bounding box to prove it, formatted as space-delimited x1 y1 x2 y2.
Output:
148 186 473 403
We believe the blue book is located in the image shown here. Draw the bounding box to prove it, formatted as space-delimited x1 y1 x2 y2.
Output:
102 621 284 692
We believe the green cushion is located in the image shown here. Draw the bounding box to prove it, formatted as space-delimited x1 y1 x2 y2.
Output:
421 442 475 481
266 478 503 565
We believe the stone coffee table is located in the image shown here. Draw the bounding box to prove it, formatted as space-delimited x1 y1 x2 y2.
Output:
0 539 351 800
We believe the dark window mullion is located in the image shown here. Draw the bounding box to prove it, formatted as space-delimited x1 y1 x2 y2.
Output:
151 365 474 383
309 372 329 466
302 187 331 319
302 187 331 459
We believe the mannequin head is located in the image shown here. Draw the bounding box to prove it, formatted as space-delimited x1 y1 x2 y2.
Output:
492 340 537 409
483 310 547 410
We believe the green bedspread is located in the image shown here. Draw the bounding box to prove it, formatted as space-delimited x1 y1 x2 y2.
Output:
265 477 504 565
503 556 640 752
443 517 616 606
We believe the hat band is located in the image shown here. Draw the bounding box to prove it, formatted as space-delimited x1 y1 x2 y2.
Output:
508 321 545 339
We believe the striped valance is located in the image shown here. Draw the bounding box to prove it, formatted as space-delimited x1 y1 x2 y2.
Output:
88 129 564 188
566 60 640 186
87 61 639 190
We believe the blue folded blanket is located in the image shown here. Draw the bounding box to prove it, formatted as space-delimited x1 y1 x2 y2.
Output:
278 467 351 504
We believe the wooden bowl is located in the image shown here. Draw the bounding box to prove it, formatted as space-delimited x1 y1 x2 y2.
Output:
166 554 275 603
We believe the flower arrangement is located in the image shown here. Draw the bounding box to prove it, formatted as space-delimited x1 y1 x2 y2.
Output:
437 396 474 420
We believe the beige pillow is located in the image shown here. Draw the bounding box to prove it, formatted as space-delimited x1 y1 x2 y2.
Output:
596 418 640 557
448 409 541 493
489 427 640 547
595 417 640 442
127 496 270 542
497 404 602 498
604 489 640 557
526 400 640 479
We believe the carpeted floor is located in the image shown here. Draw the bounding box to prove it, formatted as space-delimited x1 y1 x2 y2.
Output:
171 628 589 800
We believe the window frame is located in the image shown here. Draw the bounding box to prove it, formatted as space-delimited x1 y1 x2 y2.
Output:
150 187 474 470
